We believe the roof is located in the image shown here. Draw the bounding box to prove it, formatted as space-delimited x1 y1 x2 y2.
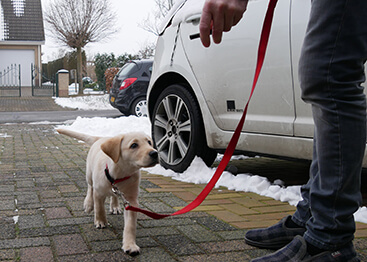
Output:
0 0 45 42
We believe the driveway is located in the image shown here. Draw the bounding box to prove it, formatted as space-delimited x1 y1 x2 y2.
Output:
0 97 121 123
0 97 366 261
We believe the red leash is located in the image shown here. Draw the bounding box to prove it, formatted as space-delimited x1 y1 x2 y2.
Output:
126 0 278 219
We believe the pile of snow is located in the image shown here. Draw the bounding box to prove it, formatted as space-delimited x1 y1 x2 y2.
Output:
54 94 114 110
51 95 366 223
56 115 151 137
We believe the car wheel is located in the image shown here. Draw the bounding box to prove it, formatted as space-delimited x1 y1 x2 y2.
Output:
151 84 217 172
131 97 148 117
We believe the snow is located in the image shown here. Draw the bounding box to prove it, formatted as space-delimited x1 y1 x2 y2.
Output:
54 94 114 110
0 133 12 138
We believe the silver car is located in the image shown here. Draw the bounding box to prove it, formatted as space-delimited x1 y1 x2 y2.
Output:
147 0 367 172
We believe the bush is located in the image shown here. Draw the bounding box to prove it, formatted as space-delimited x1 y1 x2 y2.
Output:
94 52 139 90
85 82 99 90
104 67 120 91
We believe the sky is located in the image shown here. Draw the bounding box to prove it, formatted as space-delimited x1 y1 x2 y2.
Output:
41 0 160 62
47 94 367 224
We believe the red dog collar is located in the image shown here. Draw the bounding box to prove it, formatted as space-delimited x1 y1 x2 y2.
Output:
105 164 131 186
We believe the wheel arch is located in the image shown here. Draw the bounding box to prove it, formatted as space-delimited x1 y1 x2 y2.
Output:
148 72 198 122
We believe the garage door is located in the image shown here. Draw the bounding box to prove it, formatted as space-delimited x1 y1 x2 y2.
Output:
0 49 34 86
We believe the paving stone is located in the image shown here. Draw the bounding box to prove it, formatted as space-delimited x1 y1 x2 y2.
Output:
0 223 16 239
0 249 15 260
176 224 221 242
140 179 160 189
195 216 237 231
17 192 40 205
217 230 247 240
90 240 121 252
20 225 80 238
180 252 252 262
199 239 253 252
219 203 259 215
81 224 118 242
0 237 50 249
139 217 196 228
0 184 15 192
155 235 204 256
57 251 134 262
142 201 177 214
17 179 36 188
0 199 15 210
160 196 189 207
48 216 93 227
137 227 180 238
207 210 246 223
138 247 177 262
137 236 158 248
20 246 54 262
53 234 89 256
45 207 72 219
17 214 45 229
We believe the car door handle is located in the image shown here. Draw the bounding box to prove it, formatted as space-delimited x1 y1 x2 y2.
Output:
190 30 212 40
186 14 212 40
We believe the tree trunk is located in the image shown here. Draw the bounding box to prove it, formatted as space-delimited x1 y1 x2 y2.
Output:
77 46 83 94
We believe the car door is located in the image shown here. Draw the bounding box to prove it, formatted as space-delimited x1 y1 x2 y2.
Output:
179 0 295 136
290 0 313 138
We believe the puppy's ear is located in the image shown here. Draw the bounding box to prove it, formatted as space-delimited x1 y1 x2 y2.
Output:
100 135 124 163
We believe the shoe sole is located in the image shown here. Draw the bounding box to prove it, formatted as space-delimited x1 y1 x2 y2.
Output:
244 236 292 250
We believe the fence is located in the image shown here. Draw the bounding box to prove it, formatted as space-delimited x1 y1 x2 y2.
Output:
0 64 21 97
31 63 56 97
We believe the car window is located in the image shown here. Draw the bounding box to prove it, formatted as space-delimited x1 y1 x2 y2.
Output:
118 62 139 78
142 63 153 77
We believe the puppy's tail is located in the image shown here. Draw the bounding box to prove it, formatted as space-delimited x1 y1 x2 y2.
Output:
56 128 100 146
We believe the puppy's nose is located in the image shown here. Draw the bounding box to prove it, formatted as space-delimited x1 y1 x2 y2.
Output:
149 150 158 160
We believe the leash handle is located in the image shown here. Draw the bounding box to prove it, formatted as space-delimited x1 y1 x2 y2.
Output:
126 0 279 219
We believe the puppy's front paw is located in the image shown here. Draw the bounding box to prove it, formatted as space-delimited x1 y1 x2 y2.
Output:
84 202 93 213
109 206 122 215
123 243 140 256
94 220 107 229
84 206 93 213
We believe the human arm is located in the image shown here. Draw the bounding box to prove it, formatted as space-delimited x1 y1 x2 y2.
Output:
199 0 248 47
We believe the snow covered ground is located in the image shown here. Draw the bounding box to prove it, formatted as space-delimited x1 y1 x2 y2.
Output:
54 94 114 110
51 95 367 224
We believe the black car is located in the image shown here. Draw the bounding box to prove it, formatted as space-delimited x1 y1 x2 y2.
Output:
110 59 153 117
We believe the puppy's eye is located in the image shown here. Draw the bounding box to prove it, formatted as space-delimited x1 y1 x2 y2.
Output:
148 141 152 146
130 143 138 149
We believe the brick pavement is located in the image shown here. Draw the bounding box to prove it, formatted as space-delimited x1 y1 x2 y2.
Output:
0 97 74 112
0 124 366 261
0 98 366 261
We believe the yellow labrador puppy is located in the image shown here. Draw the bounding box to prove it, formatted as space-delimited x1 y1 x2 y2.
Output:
57 129 159 256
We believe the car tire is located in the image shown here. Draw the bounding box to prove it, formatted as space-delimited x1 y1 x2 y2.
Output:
131 97 148 117
151 84 217 172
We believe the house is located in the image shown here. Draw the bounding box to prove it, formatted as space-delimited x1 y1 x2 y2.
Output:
0 0 45 91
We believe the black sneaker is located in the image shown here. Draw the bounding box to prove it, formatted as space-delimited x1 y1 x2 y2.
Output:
245 215 306 250
250 235 360 262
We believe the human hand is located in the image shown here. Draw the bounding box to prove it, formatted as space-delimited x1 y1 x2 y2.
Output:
200 0 248 47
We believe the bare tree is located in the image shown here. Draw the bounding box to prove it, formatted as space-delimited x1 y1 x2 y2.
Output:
137 42 156 59
45 0 118 94
139 0 175 36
